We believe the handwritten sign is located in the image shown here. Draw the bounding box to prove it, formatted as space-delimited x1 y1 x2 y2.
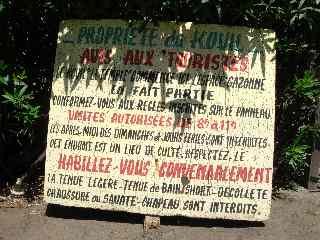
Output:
44 20 276 221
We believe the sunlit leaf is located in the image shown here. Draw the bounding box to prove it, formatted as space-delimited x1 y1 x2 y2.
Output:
298 0 306 9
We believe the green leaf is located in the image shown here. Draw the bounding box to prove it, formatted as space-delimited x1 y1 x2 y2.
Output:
0 75 9 85
298 0 306 9
16 69 27 80
18 85 28 97
2 92 14 102
299 12 307 19
301 7 320 13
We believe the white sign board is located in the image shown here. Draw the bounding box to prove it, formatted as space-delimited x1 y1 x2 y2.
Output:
45 20 276 221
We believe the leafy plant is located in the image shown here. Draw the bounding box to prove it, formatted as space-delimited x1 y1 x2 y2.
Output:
284 144 310 174
0 62 41 183
0 65 40 128
277 71 320 185
290 0 320 30
293 71 320 101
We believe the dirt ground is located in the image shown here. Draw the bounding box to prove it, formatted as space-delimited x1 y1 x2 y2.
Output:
0 188 319 240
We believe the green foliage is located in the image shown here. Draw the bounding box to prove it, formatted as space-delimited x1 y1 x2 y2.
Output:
284 144 310 175
277 71 320 185
0 62 44 191
293 71 320 101
290 0 320 30
0 64 40 128
0 61 41 182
